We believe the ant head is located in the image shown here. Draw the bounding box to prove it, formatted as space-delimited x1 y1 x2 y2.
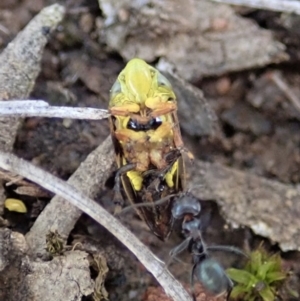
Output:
192 258 233 297
182 218 202 237
171 192 201 219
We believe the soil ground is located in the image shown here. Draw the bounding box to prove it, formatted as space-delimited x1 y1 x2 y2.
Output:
1 1 300 300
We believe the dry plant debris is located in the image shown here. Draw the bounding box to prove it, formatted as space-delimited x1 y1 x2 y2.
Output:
0 150 193 301
0 4 65 152
157 61 218 136
0 229 94 301
1 0 300 300
210 0 300 15
92 254 109 301
26 136 115 257
0 100 110 119
190 160 300 252
0 3 65 213
99 0 288 81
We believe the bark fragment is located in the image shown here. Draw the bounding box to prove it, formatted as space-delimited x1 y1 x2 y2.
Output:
190 160 300 252
99 0 288 81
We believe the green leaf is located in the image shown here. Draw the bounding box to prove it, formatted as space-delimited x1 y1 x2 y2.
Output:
244 290 256 301
230 285 247 299
257 261 277 280
248 250 262 273
259 286 275 301
227 268 257 285
286 286 299 298
268 254 282 271
265 271 286 283
265 256 281 272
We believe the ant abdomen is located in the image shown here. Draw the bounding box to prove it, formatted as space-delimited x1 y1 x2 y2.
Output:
193 258 233 296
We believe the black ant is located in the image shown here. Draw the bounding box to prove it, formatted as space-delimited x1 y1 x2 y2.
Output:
121 190 247 300
169 192 247 300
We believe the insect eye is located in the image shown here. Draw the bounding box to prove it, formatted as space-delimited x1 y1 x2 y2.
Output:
157 182 165 192
152 117 162 129
110 79 121 99
157 72 172 88
127 119 138 130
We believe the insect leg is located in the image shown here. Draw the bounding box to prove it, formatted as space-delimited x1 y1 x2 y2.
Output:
225 275 234 301
170 238 190 257
109 103 140 116
190 263 198 301
172 121 194 160
145 98 177 117
113 163 136 213
207 245 248 258
119 194 175 215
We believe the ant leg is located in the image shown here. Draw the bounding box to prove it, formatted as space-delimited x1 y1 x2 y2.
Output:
119 194 176 215
113 163 136 213
207 245 248 258
169 237 191 257
190 263 198 301
158 253 189 279
167 237 191 267
226 276 234 301
164 149 181 166
144 149 180 177
142 154 177 178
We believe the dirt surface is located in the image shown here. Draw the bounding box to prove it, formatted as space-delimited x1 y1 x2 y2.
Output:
1 0 300 301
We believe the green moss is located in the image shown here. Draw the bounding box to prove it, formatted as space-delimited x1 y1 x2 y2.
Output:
46 230 65 256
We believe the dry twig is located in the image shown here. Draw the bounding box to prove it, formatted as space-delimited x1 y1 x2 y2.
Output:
0 3 65 214
268 71 300 113
210 0 300 15
0 4 65 152
26 136 115 256
0 150 192 301
0 100 110 120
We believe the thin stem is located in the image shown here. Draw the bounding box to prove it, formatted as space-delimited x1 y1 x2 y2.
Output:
210 0 300 15
0 100 110 120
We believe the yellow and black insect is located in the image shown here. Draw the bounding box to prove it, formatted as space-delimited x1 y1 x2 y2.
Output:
109 58 190 240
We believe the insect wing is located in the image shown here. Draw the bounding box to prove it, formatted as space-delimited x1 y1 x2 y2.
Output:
138 154 186 240
109 116 123 168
